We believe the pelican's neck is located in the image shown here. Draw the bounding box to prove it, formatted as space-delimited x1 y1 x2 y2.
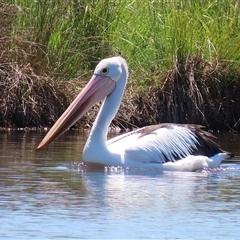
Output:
83 63 128 164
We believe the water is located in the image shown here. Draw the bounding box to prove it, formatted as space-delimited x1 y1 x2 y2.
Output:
0 130 240 239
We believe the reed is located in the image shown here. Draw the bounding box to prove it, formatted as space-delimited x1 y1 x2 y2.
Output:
7 0 240 79
109 0 240 86
6 0 119 77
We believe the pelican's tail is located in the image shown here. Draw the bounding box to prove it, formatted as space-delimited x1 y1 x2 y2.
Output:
208 152 233 168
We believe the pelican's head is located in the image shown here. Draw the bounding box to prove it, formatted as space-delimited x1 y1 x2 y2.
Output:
94 56 128 83
36 56 128 151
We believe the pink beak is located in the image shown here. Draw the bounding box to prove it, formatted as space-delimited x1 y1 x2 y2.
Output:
36 75 116 151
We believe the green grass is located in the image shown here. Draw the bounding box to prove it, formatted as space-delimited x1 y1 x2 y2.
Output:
5 0 240 82
109 0 240 85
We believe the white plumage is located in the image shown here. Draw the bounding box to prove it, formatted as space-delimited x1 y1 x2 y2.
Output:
108 125 198 163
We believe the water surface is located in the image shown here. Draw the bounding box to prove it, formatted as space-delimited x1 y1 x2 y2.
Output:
0 131 240 239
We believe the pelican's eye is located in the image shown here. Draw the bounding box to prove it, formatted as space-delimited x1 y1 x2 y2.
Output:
101 67 109 75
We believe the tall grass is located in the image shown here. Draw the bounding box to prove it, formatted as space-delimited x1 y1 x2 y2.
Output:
6 0 240 81
109 0 240 87
6 0 113 76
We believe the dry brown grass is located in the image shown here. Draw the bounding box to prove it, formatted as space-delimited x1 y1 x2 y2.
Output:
128 55 240 131
0 56 239 131
0 62 79 128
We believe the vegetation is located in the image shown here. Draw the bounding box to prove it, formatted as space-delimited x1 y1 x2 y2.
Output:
0 0 240 130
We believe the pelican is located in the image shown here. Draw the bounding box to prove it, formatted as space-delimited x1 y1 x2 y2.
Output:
37 56 234 171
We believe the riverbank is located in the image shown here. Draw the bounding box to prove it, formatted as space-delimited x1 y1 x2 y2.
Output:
0 1 240 131
0 57 239 131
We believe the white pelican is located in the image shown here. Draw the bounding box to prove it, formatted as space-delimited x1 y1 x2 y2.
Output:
37 56 234 171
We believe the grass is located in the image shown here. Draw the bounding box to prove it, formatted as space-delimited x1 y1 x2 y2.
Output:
5 0 118 77
6 0 240 78
0 62 79 127
1 0 240 130
109 0 240 86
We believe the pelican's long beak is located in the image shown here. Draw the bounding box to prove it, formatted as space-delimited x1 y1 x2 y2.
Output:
36 75 116 151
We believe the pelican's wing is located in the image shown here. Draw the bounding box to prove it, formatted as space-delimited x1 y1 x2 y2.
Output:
107 124 225 163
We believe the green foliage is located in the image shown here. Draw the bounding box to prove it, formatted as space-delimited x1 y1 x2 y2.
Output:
6 0 240 83
109 0 240 86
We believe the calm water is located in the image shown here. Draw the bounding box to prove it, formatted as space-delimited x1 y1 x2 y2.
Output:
0 130 240 239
